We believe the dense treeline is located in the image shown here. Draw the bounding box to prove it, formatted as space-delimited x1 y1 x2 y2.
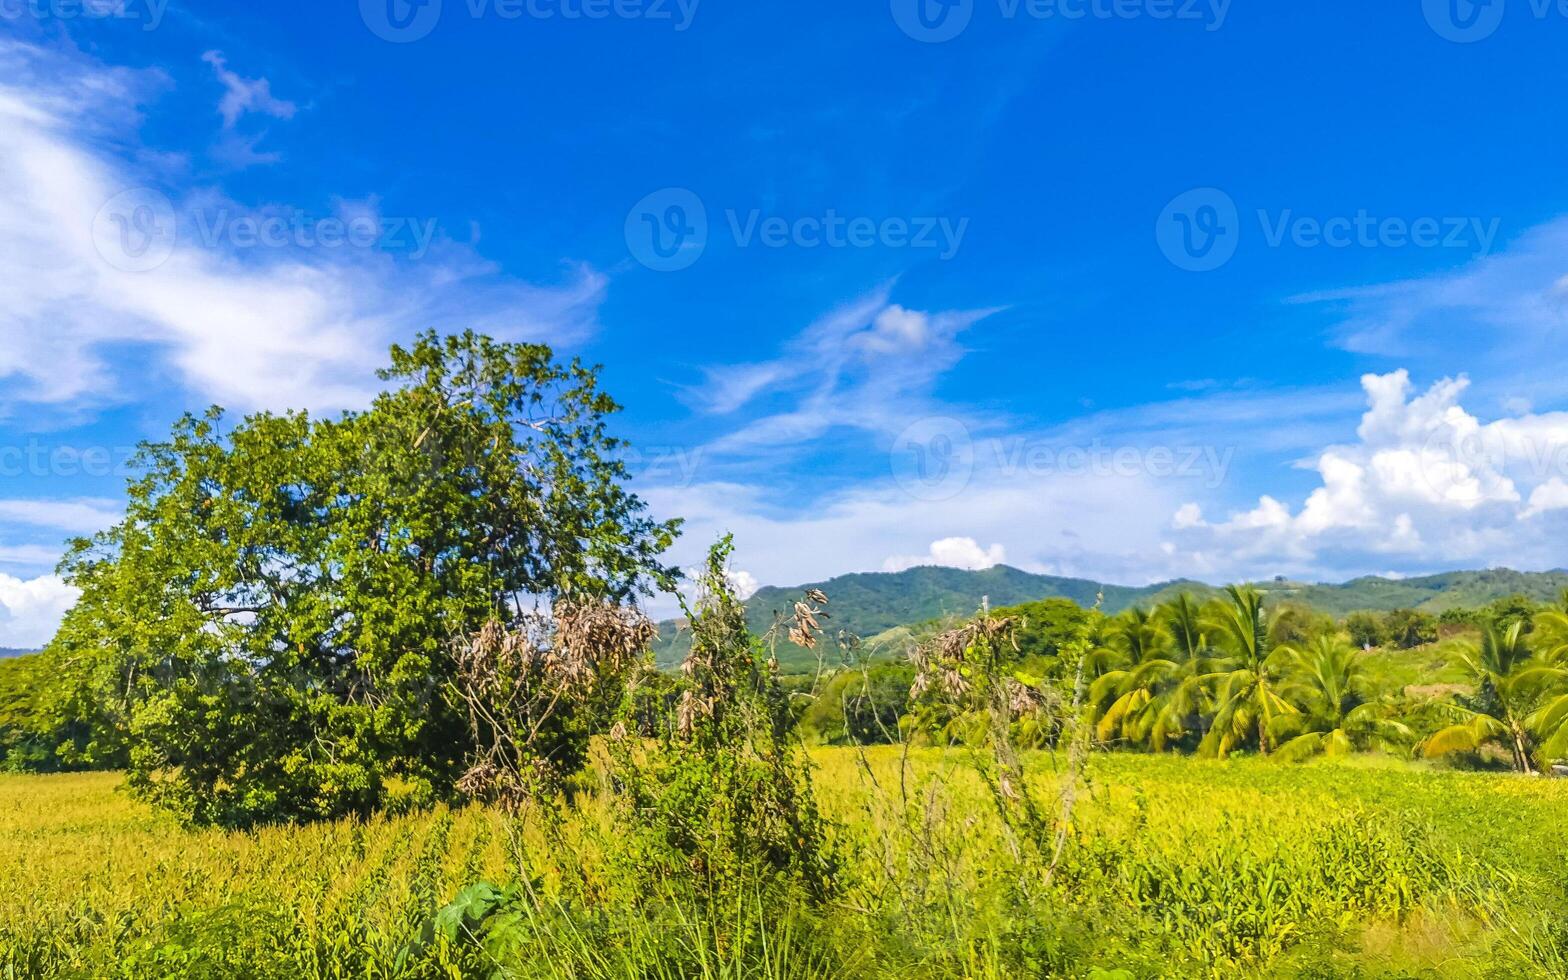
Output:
790 590 1568 773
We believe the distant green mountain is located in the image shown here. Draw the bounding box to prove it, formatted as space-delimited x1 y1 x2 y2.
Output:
1257 568 1568 618
649 565 1208 670
0 648 34 659
649 565 1568 671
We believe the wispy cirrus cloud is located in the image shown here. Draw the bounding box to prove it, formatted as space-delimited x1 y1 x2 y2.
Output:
1298 215 1568 379
0 39 610 418
0 38 616 641
201 50 296 129
686 285 1004 458
0 498 121 535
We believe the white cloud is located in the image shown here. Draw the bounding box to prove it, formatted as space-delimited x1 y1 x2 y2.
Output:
1172 370 1568 579
727 568 760 600
883 537 1007 573
0 498 121 535
0 40 607 416
1299 216 1568 401
642 466 1185 614
201 51 296 129
0 573 77 649
689 287 1003 457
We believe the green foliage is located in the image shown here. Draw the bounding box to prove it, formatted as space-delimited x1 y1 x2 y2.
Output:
1343 611 1386 649
1265 602 1335 650
8 751 1568 978
1484 593 1540 631
1382 608 1439 649
53 331 677 827
0 654 82 773
1270 637 1413 761
614 537 837 902
992 597 1103 679
795 664 913 746
1420 621 1568 773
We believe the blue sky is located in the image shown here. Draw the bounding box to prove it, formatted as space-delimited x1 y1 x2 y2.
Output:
4 1 1568 641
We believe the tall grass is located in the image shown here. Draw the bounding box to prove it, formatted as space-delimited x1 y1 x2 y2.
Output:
4 751 1568 978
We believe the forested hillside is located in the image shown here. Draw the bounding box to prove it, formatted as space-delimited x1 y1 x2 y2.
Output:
651 565 1568 670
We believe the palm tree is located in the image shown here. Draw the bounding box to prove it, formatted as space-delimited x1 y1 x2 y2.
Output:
1200 586 1296 758
1528 589 1568 666
1271 636 1411 761
1089 607 1169 745
1421 621 1560 774
1509 596 1568 769
1089 596 1214 751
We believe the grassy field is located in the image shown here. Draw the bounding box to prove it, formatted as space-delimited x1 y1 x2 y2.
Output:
4 750 1567 978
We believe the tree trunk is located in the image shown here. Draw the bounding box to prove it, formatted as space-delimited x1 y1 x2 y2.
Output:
1257 674 1274 756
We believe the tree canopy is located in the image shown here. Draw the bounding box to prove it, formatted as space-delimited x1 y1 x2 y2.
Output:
48 330 678 826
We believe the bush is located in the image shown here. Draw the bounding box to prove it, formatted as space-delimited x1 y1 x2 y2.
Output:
612 537 838 901
1344 612 1386 649
796 665 913 746
1384 609 1438 649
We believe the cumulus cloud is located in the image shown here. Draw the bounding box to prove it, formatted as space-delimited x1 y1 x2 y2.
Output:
0 573 77 649
727 568 760 600
1172 370 1568 579
883 537 1007 573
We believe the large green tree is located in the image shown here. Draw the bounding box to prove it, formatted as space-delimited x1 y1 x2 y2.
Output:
53 331 678 826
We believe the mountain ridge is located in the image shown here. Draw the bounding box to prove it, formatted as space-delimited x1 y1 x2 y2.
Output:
650 564 1568 670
